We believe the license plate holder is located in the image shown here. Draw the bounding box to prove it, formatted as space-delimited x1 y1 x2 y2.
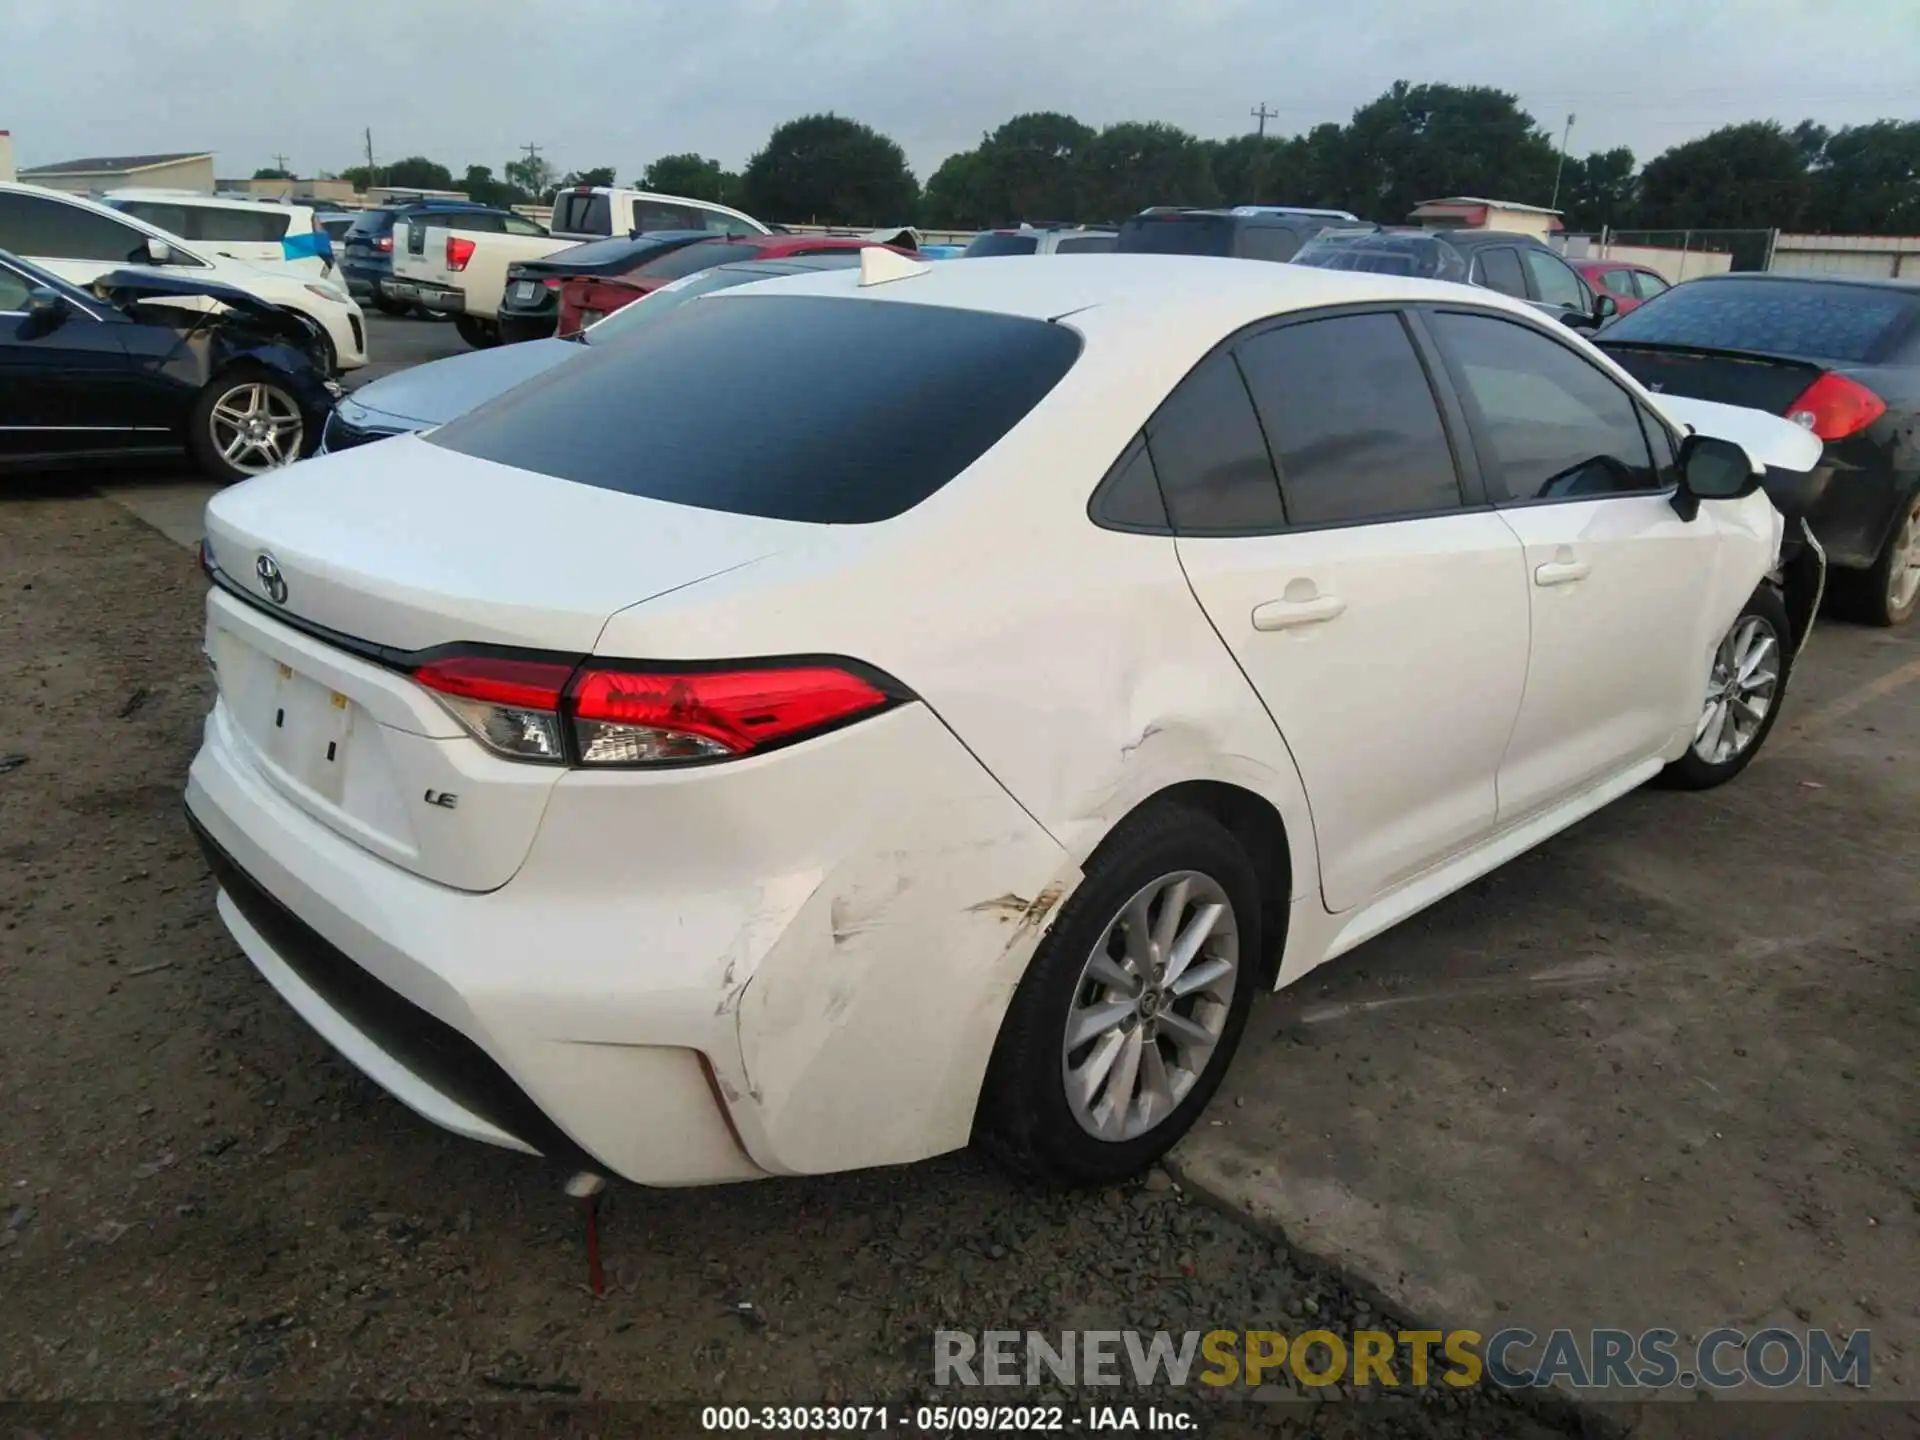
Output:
261 661 355 804
513 281 538 301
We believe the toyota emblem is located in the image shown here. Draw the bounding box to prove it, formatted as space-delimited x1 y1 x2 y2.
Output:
255 552 288 605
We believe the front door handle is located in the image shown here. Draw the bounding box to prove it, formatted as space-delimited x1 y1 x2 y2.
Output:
1251 595 1347 631
1534 559 1591 587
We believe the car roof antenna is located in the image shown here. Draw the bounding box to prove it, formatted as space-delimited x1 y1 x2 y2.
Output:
858 247 932 288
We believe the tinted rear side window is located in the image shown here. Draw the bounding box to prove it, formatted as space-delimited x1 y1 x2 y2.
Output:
427 295 1082 523
964 232 1040 257
1236 313 1461 526
1144 352 1285 532
1598 278 1920 363
1474 247 1527 297
1116 216 1233 257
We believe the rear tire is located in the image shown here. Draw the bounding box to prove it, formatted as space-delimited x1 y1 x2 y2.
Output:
454 315 499 349
1657 584 1792 791
372 295 409 317
1830 491 1920 628
975 804 1260 1187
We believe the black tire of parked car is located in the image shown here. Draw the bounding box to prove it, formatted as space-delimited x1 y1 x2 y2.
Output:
186 365 309 486
975 802 1261 1187
454 315 500 350
372 295 411 317
1828 491 1920 628
1656 583 1794 791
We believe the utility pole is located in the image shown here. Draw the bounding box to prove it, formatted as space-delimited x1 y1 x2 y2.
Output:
364 128 376 185
520 141 544 169
271 152 290 174
1250 103 1278 139
1549 112 1576 212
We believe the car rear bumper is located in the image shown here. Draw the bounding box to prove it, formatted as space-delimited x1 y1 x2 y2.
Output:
184 683 1073 1185
381 277 464 313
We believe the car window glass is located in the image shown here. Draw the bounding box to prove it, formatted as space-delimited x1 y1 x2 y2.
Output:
1053 234 1115 254
1475 247 1527 297
1643 406 1681 482
1238 225 1301 262
1144 351 1285 532
503 214 547 236
1091 436 1170 530
1599 269 1634 296
1237 313 1461 525
557 193 613 235
1524 249 1588 310
1431 311 1657 502
964 232 1041 257
633 203 700 232
1634 270 1669 299
178 206 292 244
0 267 32 310
429 293 1081 524
691 208 754 235
0 193 149 264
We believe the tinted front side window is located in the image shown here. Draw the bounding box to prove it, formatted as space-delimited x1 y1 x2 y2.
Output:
428 294 1082 523
1601 278 1918 363
1431 311 1656 502
0 194 146 263
1237 313 1461 525
964 232 1040 257
1143 352 1284 532
1524 249 1588 311
1474 247 1526 297
0 266 31 310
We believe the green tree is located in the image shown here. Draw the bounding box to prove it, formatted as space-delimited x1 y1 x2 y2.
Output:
742 114 919 225
640 153 742 206
920 150 994 228
1336 81 1559 222
459 164 518 208
1076 121 1219 222
252 166 293 181
1810 121 1920 234
505 153 556 203
1637 121 1809 230
383 156 455 191
338 165 375 192
1555 147 1638 233
1208 134 1308 206
974 111 1096 224
559 166 617 189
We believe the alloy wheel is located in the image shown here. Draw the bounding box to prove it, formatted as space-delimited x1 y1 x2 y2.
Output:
1888 498 1920 616
1061 870 1239 1142
1692 614 1781 766
209 382 303 475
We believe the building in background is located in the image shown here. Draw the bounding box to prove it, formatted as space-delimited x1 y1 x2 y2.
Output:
17 151 216 194
217 176 359 204
1409 197 1563 239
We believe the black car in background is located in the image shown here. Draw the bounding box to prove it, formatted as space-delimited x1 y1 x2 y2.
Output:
495 230 713 344
1292 227 1615 329
1599 274 1920 626
1114 209 1354 263
0 249 337 483
341 202 535 315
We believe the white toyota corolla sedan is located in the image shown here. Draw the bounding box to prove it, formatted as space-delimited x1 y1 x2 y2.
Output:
185 251 1821 1189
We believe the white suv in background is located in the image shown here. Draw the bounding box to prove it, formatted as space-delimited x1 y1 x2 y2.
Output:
105 190 337 279
547 185 769 243
0 183 367 371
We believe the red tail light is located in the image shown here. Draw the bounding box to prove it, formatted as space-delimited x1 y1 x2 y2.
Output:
1784 372 1886 441
446 236 478 271
375 235 393 253
411 653 899 766
543 277 563 290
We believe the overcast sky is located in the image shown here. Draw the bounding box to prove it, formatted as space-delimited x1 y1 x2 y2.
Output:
10 0 1917 183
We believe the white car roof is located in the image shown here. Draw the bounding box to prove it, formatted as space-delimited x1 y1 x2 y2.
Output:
709 251 1551 331
108 188 314 216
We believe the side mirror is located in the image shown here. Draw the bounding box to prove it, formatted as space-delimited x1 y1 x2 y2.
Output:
143 236 173 265
1593 292 1619 324
19 285 70 337
1671 433 1761 519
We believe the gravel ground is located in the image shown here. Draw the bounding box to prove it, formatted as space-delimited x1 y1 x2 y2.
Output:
0 486 1584 1439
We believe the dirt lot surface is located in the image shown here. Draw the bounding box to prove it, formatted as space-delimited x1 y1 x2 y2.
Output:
0 488 1578 1437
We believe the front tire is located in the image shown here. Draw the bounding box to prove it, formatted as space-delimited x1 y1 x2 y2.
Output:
1658 584 1792 791
975 804 1261 1187
454 315 499 349
187 366 308 484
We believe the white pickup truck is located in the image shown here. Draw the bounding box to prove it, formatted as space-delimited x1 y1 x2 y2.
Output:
388 210 566 348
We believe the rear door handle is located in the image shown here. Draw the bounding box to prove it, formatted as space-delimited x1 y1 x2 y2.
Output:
1251 595 1347 631
1534 560 1591 587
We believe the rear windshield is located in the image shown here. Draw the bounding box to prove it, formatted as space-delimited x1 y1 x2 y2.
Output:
964 232 1040 258
1115 215 1233 257
428 293 1083 523
347 210 396 237
554 191 613 236
1598 278 1920 363
1292 231 1467 281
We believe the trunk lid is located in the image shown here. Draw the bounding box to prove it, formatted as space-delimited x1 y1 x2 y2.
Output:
201 437 811 889
1602 343 1822 416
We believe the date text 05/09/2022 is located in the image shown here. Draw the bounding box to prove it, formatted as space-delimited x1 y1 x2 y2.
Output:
700 1404 1196 1432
